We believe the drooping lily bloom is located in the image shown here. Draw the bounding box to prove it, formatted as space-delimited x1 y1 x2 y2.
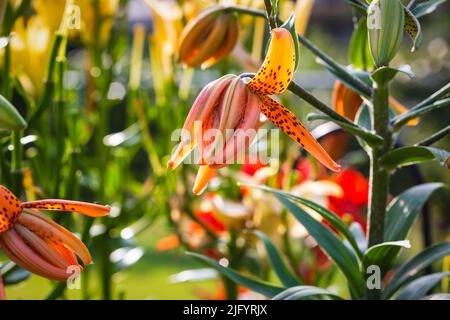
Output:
169 28 340 195
0 185 110 281
178 6 239 69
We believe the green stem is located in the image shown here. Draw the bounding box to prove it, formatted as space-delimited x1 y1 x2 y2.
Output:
10 130 23 195
263 0 277 29
416 125 450 147
225 5 266 18
54 59 67 197
28 33 65 126
288 81 361 128
366 81 391 300
232 6 372 97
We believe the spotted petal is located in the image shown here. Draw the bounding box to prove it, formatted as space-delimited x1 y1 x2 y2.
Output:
259 95 341 172
247 28 296 95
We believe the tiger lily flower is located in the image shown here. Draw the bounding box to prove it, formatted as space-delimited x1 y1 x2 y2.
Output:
169 27 340 195
0 185 110 281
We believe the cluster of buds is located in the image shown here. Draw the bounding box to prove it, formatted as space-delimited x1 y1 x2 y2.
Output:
178 6 239 69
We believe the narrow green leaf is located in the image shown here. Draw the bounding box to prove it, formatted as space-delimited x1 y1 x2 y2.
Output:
349 17 374 70
0 262 31 285
396 272 450 300
364 240 411 275
393 97 450 130
385 183 444 242
383 242 450 299
349 222 367 253
243 184 363 261
251 230 301 287
280 14 300 71
422 293 450 300
273 285 344 300
273 193 365 297
371 65 414 85
0 94 27 131
411 0 447 18
186 252 284 298
379 146 450 170
307 113 383 146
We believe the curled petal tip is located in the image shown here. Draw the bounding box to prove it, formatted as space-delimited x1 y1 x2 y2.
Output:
192 166 216 196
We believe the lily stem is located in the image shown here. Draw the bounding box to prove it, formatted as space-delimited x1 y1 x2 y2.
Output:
288 81 359 128
366 80 391 300
263 0 277 29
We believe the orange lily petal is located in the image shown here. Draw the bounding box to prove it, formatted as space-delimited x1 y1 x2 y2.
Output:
0 185 22 233
259 95 341 172
389 97 419 126
247 28 296 95
22 200 110 217
193 166 216 195
19 210 92 265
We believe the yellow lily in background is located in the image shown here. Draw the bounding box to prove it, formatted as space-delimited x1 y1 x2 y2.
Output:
74 0 119 47
33 0 66 31
294 0 315 36
9 16 52 98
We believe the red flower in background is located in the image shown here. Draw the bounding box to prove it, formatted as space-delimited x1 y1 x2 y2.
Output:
327 169 369 230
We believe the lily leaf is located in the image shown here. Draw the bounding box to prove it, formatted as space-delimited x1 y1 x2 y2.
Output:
273 285 344 300
0 94 27 131
268 191 365 297
243 184 363 261
349 17 374 70
364 240 411 275
280 14 300 71
371 65 414 85
383 242 450 299
187 252 284 298
385 183 444 242
411 0 448 18
395 272 450 300
251 230 301 287
379 146 450 170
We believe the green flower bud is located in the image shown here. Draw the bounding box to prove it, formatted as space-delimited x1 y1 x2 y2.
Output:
0 95 27 131
367 0 405 67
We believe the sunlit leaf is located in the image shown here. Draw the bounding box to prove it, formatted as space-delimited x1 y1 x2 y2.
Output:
385 183 444 242
273 285 344 300
251 230 301 287
379 146 450 170
187 252 284 298
395 272 450 300
383 242 450 299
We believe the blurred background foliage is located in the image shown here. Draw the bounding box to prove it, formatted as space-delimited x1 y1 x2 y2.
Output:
0 0 448 299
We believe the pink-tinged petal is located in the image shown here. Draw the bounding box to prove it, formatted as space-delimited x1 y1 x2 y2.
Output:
168 75 235 170
0 274 6 300
14 224 70 269
210 88 261 166
247 28 296 95
259 95 341 172
0 229 69 281
193 166 216 195
22 200 110 217
19 210 92 265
